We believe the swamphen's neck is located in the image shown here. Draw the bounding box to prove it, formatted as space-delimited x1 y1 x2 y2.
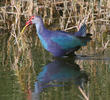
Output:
34 18 46 34
33 17 48 49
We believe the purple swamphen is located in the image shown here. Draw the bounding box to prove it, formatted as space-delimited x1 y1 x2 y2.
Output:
26 16 92 57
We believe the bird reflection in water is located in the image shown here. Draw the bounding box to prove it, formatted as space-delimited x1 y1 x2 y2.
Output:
34 59 88 94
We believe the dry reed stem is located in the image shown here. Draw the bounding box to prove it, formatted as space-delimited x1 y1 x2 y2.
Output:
78 86 89 100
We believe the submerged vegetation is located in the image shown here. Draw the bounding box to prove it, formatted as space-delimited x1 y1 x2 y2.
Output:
0 0 110 100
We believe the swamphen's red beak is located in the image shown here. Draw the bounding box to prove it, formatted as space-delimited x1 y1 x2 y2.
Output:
26 16 35 26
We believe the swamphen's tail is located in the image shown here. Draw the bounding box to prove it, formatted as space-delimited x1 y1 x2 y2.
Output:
74 23 92 46
74 23 86 37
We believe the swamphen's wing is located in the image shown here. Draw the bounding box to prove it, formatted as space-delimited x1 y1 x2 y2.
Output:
51 33 85 50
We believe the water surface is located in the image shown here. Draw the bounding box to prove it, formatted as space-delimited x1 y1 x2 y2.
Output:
0 50 110 100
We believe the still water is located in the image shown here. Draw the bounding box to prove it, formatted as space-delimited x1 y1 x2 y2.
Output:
0 51 110 100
